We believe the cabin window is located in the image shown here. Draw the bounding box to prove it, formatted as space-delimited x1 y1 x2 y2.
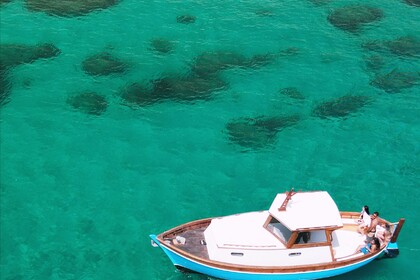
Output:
295 232 311 244
309 230 327 243
294 230 328 245
266 217 292 243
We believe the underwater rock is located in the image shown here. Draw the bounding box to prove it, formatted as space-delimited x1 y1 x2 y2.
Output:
152 74 227 102
121 48 295 107
1 0 12 5
312 95 372 118
403 0 420 7
320 53 342 63
33 43 60 59
279 47 300 56
25 0 120 17
150 38 174 54
82 52 128 76
308 0 331 6
120 83 156 106
246 53 278 68
30 248 78 277
254 9 274 17
0 66 11 105
362 36 420 57
370 69 419 93
0 43 60 69
279 87 305 100
255 115 300 132
191 51 248 76
176 15 196 24
191 48 297 75
248 48 300 68
249 48 300 68
120 74 228 106
67 92 107 115
78 218 96 235
83 249 102 265
364 54 385 72
0 43 60 106
247 48 299 67
226 115 300 149
361 40 386 52
328 5 383 33
384 36 420 57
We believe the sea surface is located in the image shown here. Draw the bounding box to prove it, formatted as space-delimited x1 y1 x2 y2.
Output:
0 1 419 279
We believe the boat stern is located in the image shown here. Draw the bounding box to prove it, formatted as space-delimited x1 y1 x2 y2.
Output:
381 218 405 258
384 241 400 258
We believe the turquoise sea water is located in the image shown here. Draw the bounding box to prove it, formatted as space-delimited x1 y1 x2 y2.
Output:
1 1 419 279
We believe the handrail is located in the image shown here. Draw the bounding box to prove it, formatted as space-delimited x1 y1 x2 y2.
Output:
278 188 297 211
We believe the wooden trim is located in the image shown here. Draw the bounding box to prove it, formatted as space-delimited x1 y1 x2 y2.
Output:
291 241 330 249
341 212 394 225
278 188 296 211
340 212 361 219
289 228 331 248
297 226 342 231
326 230 332 243
263 215 272 228
264 225 288 247
263 216 290 247
326 230 336 261
391 218 405 243
160 218 212 239
287 231 299 248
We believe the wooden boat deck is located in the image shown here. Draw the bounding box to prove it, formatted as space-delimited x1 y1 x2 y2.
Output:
160 219 211 260
172 227 209 259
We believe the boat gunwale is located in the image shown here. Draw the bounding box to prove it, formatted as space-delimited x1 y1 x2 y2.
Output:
159 217 212 239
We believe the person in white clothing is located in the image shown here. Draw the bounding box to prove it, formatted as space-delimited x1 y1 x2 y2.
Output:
356 205 371 235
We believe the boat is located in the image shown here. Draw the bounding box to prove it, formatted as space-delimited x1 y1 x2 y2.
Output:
150 189 405 280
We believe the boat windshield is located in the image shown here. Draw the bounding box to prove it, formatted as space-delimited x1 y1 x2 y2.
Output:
266 217 292 243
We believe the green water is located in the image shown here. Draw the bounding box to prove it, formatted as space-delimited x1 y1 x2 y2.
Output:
1 1 419 279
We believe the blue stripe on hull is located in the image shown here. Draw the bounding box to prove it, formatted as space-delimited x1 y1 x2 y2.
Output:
384 242 399 258
386 242 398 250
150 235 380 280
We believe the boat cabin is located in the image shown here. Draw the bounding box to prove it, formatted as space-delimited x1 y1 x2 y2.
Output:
264 190 343 249
200 190 347 266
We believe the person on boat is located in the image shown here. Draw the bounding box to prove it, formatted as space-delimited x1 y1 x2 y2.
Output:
356 206 371 234
357 205 370 222
295 232 311 244
356 237 380 254
365 212 380 242
376 222 392 244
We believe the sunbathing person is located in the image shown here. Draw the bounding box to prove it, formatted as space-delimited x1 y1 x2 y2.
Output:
376 223 392 244
356 237 380 254
365 212 380 242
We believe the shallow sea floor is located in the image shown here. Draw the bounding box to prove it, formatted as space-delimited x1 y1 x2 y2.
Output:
1 1 419 279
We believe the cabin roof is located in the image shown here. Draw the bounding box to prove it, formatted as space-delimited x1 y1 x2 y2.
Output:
268 191 343 230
